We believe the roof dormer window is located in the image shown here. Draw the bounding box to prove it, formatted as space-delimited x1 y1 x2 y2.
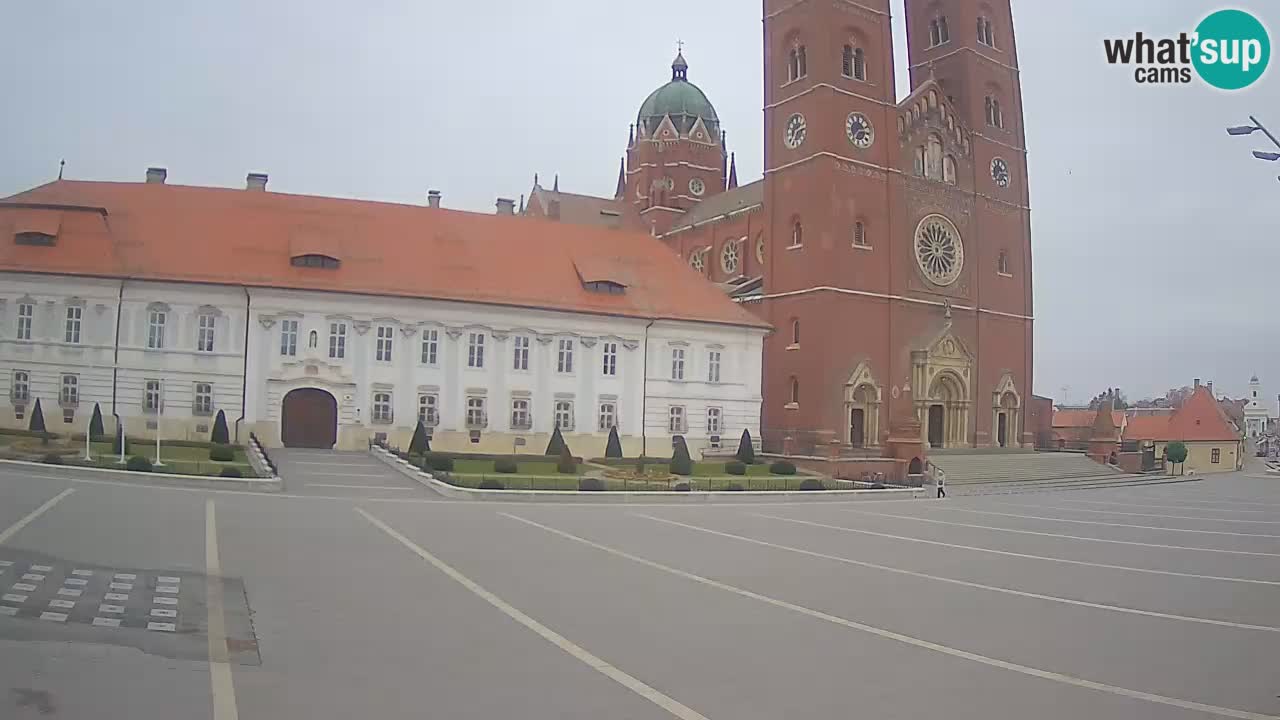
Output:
15 232 55 246
291 254 340 269
583 280 626 295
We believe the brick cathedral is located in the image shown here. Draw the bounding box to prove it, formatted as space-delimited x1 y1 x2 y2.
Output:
524 0 1032 455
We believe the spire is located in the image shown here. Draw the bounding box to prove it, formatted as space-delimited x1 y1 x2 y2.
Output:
672 43 689 81
553 174 559 192
519 194 525 214
727 152 738 190
615 157 626 198
628 123 635 146
533 173 539 188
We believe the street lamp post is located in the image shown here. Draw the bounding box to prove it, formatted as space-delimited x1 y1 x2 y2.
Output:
1227 116 1280 181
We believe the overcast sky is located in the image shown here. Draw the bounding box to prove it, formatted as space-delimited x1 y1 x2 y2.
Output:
2 1 1277 406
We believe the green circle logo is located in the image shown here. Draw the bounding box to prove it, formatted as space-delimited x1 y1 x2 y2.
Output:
1192 9 1270 90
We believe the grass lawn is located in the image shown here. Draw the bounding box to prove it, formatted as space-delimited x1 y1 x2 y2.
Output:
690 461 777 477
85 442 255 477
443 458 585 476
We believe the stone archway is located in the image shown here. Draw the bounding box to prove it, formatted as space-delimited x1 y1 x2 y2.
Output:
281 388 338 449
991 372 1022 448
843 361 882 449
926 371 968 448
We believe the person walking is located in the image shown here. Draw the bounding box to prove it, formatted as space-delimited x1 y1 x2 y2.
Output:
936 471 946 499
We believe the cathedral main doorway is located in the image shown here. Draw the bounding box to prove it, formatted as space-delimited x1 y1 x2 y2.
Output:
927 405 945 448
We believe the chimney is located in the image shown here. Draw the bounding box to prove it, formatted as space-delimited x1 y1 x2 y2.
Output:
1194 378 1201 389
548 199 561 220
246 173 268 191
145 167 167 184
1207 381 1214 397
495 198 515 215
427 190 442 209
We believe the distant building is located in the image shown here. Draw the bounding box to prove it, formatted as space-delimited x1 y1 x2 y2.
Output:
1051 408 1124 450
1122 384 1242 474
1243 375 1269 438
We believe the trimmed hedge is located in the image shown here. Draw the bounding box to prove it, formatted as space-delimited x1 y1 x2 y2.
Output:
723 482 745 491
604 425 623 458
209 445 235 462
590 456 672 466
578 477 605 492
126 456 153 472
725 461 747 476
770 461 797 476
0 428 58 440
494 459 518 474
42 453 64 465
219 466 243 478
798 478 826 491
478 478 505 490
557 445 578 474
424 455 455 472
735 429 755 465
211 410 230 445
670 436 693 476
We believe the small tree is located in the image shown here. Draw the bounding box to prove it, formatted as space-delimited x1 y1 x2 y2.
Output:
545 426 568 456
557 443 577 474
670 436 693 476
211 410 230 445
28 398 46 434
605 426 623 458
1165 441 1188 474
736 429 755 465
89 403 105 440
408 419 428 456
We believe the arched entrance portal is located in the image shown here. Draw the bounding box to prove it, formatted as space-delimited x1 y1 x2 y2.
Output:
926 371 966 448
281 388 338 449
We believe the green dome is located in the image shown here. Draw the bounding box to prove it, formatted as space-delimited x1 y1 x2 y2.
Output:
637 53 720 137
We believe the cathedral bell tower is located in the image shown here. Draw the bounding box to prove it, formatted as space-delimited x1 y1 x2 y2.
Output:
626 52 727 235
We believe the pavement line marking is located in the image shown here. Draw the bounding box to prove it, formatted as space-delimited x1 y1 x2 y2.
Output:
299 472 396 479
304 483 416 490
355 507 709 720
286 462 385 467
503 512 1279 720
843 508 1280 557
205 501 239 720
0 488 74 544
752 513 1280 586
1047 497 1280 514
976 505 1280 525
632 513 1280 633
953 504 1280 538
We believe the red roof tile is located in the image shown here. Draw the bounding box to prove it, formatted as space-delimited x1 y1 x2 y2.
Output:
1123 387 1238 442
1122 415 1170 441
0 180 767 330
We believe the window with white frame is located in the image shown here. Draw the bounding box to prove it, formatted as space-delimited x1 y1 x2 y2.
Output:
418 393 439 426
668 406 687 433
598 402 617 432
376 325 394 362
512 335 530 370
148 310 167 349
194 382 213 415
144 379 162 413
412 328 434 365
601 342 617 376
671 347 686 380
372 392 393 423
854 220 870 248
196 313 215 352
16 302 33 341
977 16 995 47
11 370 30 402
557 338 574 373
707 351 722 383
707 407 723 435
329 322 347 359
554 400 574 431
467 332 485 368
65 306 82 344
280 319 298 356
60 374 78 406
511 398 532 430
465 396 487 427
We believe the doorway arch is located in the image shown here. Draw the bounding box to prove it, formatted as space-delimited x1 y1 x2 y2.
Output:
281 388 338 449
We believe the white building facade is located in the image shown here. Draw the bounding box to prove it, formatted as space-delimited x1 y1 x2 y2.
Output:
1244 375 1269 439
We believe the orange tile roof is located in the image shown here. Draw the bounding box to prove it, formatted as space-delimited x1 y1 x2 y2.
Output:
1122 387 1238 442
1052 409 1123 429
0 180 767 330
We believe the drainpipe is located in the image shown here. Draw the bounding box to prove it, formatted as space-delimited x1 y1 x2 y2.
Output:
234 286 250 444
641 318 655 458
110 279 125 433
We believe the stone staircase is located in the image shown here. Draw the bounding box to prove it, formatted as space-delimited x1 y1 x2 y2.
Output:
930 450 1126 485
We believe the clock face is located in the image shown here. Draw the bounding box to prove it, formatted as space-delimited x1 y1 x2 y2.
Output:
846 113 874 149
689 178 706 196
784 113 807 149
991 157 1010 188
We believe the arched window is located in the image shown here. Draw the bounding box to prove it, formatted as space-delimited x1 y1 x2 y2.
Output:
929 19 940 46
790 218 803 248
939 16 950 43
927 90 938 109
914 146 926 177
986 97 1004 128
843 44 866 80
854 220 869 247
998 250 1010 275
788 48 800 82
926 134 943 180
943 155 957 185
790 377 800 405
842 44 854 78
798 45 807 77
308 330 318 349
977 17 995 47
791 319 801 345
